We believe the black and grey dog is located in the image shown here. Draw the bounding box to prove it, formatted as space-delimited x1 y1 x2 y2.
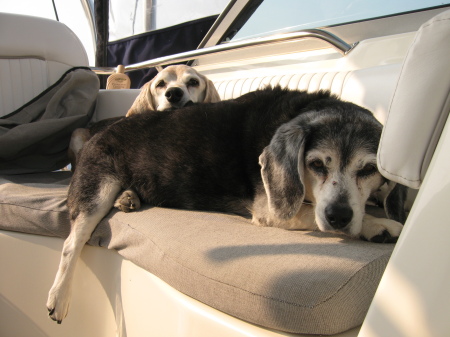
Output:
47 87 406 323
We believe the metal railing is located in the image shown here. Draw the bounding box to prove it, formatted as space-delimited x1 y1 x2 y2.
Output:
91 29 358 75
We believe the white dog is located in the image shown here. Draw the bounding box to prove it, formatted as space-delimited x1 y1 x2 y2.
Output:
68 65 221 170
126 64 221 115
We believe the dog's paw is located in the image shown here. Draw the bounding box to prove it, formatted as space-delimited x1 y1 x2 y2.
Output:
47 286 71 324
360 215 403 243
114 189 141 212
364 229 398 243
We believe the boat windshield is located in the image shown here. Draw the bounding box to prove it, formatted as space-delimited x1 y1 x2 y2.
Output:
229 0 450 42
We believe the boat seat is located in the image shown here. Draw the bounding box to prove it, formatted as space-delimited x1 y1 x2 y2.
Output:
0 13 89 117
360 9 450 336
0 11 403 337
0 171 393 335
377 9 450 189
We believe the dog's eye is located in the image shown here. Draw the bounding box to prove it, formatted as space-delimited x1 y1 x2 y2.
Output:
312 160 324 168
156 80 165 88
309 159 327 175
358 163 377 177
188 79 199 87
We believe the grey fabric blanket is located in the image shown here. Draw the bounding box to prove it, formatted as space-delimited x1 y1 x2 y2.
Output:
0 67 99 174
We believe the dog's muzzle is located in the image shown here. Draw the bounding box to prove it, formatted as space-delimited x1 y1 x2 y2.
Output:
165 87 184 103
324 203 353 230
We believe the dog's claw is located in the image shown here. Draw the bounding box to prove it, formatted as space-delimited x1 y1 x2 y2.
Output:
48 311 63 324
48 307 60 323
127 196 135 210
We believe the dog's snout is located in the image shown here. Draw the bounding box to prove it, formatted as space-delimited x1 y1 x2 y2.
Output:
325 203 353 229
165 87 184 103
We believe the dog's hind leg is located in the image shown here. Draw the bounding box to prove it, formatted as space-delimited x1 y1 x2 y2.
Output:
47 178 121 323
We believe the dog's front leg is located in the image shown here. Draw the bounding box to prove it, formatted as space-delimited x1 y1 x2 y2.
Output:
360 214 403 243
252 192 317 230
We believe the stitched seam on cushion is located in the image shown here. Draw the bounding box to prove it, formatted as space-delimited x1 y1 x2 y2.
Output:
321 71 338 92
312 254 389 309
421 17 450 29
378 17 450 183
340 71 353 98
0 201 67 213
114 216 390 309
0 202 68 237
378 23 422 183
379 167 422 183
0 66 92 119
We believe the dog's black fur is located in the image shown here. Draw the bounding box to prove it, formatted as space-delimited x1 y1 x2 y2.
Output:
71 88 329 216
47 86 408 324
69 87 405 224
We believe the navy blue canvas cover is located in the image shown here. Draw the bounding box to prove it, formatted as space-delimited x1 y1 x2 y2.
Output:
107 16 217 88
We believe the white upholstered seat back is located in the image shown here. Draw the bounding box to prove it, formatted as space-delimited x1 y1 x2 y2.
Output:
0 13 89 116
377 10 450 189
214 63 402 126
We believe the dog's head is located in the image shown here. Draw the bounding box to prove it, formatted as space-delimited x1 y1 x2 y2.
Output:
258 102 407 237
126 65 221 116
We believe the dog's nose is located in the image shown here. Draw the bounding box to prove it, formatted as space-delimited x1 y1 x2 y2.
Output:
165 87 184 103
325 203 353 229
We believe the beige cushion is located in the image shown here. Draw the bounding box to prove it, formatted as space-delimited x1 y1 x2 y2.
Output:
0 172 394 335
377 10 450 189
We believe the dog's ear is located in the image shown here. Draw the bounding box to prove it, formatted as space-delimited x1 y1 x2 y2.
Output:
383 180 408 223
126 81 155 116
202 78 221 103
259 122 307 219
